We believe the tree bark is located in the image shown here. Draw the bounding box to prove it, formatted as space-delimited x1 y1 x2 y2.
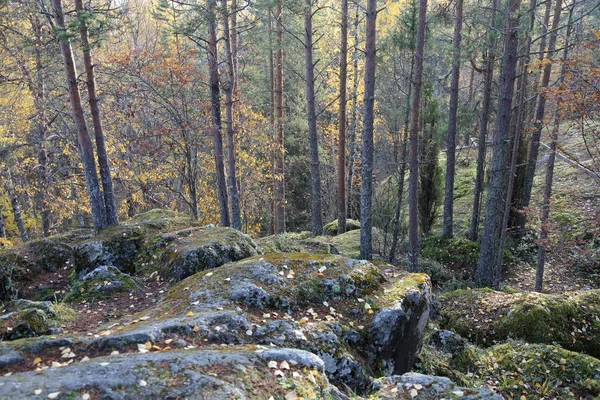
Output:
442 0 464 239
475 0 521 287
268 9 276 235
337 0 348 235
495 0 537 273
53 0 107 234
519 0 563 232
346 2 361 220
408 0 428 272
207 0 230 227
304 0 324 236
536 1 574 292
75 0 119 227
359 0 377 260
222 0 242 230
273 0 286 233
468 0 497 241
0 205 5 239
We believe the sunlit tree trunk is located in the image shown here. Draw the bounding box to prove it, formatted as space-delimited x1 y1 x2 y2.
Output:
207 0 230 227
408 0 428 272
346 1 360 220
222 0 242 230
359 0 377 260
53 0 107 233
75 0 119 227
268 9 276 235
6 170 29 242
337 0 348 235
273 0 286 233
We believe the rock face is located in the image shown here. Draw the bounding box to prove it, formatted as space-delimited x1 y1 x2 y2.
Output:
370 373 502 399
438 288 600 357
0 346 345 400
258 232 339 255
64 265 140 302
77 253 431 392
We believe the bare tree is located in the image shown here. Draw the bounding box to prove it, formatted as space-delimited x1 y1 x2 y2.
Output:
273 1 286 234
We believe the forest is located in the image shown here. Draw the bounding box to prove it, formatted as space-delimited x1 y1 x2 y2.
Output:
0 0 599 398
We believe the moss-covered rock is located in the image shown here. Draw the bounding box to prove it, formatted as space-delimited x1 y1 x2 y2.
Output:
370 372 501 399
438 288 600 357
0 300 76 340
64 265 140 303
0 346 345 400
257 231 338 255
150 226 262 282
328 228 385 259
323 219 361 236
98 253 430 392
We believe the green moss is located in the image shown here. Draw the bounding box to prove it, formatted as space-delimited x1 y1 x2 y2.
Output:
322 219 361 236
377 273 430 309
439 288 600 357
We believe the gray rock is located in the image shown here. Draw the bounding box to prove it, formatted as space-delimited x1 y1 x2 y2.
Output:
0 349 24 368
372 372 503 399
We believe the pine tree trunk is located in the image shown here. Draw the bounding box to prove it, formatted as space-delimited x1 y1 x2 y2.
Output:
536 1 574 292
75 0 119 228
495 0 537 272
408 0 428 272
468 0 497 241
346 2 360 220
222 0 242 230
274 1 286 234
53 0 107 234
519 0 563 232
268 10 276 235
6 170 29 243
337 0 348 236
0 206 5 238
207 0 230 227
304 0 324 236
442 0 464 239
475 0 521 287
359 0 377 260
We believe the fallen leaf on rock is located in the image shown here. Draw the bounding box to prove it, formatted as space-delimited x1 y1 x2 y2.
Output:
110 351 119 356
165 339 173 344
285 390 298 400
268 360 278 369
82 394 90 400
48 392 60 399
139 316 150 321
193 326 200 332
139 379 147 387
32 357 42 365
274 370 285 377
34 389 42 395
409 388 418 398
187 311 195 317
280 360 290 370
80 356 90 362
51 361 62 368
99 362 110 367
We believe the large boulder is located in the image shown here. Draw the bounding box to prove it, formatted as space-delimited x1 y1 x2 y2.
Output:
257 231 338 255
81 253 431 393
323 219 361 236
0 300 75 340
64 265 141 303
438 288 600 357
0 346 346 399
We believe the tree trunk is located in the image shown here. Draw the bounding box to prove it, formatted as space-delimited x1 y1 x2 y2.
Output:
442 0 464 239
475 0 521 288
75 0 119 228
6 170 29 243
359 0 377 260
53 0 107 234
467 0 497 241
304 0 324 236
519 0 563 232
337 0 348 235
389 50 415 263
207 0 230 227
231 0 238 84
495 0 537 273
346 2 360 220
536 1 574 292
0 205 5 238
274 0 286 234
222 0 242 230
408 0 428 272
268 9 276 235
